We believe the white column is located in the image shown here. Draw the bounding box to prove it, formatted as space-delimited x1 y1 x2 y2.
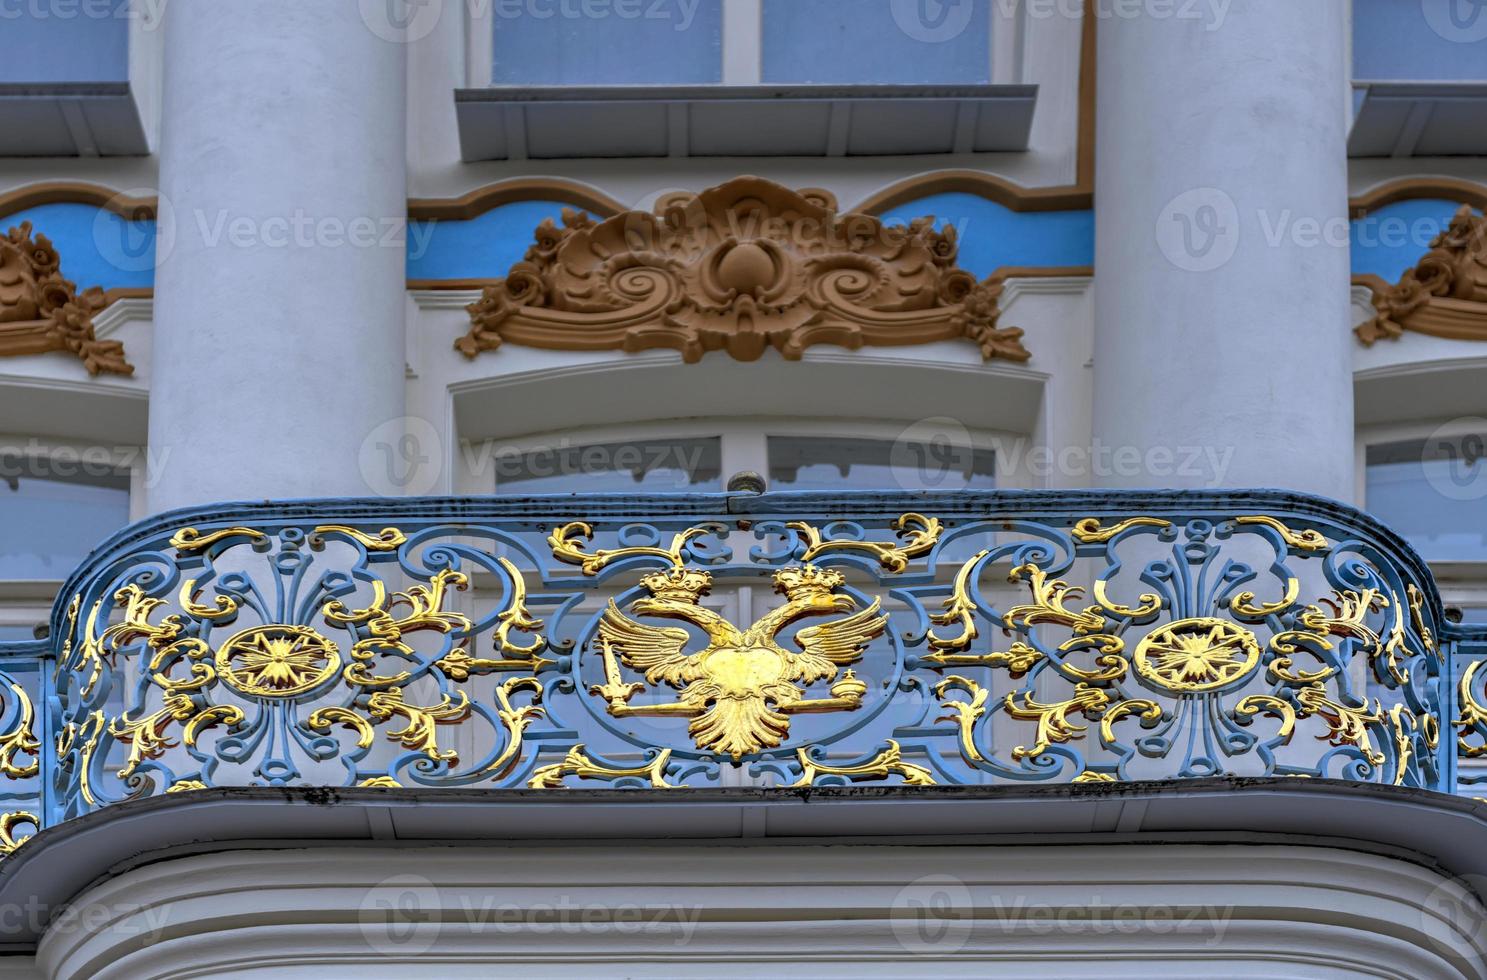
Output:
148 2 407 512
1091 1 1354 500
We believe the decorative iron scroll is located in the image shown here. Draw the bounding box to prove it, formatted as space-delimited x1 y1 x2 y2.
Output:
454 176 1030 364
0 221 132 376
17 489 1459 841
1358 204 1487 345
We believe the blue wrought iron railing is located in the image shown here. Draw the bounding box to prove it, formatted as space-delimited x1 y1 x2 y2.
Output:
1 489 1484 856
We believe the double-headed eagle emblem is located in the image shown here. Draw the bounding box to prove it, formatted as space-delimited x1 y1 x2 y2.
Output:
591 565 888 760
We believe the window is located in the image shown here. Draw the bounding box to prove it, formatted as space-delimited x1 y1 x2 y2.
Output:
0 455 131 580
1352 0 1487 83
484 423 1000 496
1365 434 1487 562
762 0 993 84
767 436 996 492
491 0 723 85
493 437 723 493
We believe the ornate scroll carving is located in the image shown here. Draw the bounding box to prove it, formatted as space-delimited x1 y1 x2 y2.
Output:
0 221 132 375
455 176 1031 364
1358 205 1487 345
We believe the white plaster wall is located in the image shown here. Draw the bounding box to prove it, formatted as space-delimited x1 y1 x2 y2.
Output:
36 843 1487 979
145 2 409 510
1092 0 1357 500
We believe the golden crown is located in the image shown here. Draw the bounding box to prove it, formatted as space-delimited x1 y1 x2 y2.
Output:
773 564 845 599
640 567 713 601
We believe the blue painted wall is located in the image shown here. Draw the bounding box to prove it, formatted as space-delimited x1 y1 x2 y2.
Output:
1350 199 1474 281
879 192 1092 276
762 0 991 84
1353 0 1487 81
1 204 154 291
0 9 129 83
4 195 1480 292
491 0 722 85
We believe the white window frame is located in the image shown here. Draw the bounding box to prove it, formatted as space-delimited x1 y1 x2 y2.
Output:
467 0 1012 87
1358 418 1487 624
0 435 145 638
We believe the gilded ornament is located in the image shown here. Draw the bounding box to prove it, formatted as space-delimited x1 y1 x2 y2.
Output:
1133 618 1260 693
0 220 130 375
1071 516 1171 543
549 522 716 575
0 683 39 779
789 513 942 573
456 176 1030 364
215 625 342 698
310 526 408 551
528 745 674 789
0 812 36 856
169 527 268 553
792 740 934 787
1004 684 1110 760
1234 516 1328 552
590 564 886 760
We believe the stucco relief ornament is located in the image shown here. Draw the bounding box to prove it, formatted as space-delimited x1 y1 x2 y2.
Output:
456 176 1031 363
0 221 132 376
1358 204 1487 345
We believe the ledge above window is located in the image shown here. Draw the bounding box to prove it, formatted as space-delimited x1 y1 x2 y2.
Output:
0 82 148 156
453 83 1038 161
1349 83 1487 157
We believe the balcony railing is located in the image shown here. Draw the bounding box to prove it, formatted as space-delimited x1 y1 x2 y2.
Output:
1 489 1484 857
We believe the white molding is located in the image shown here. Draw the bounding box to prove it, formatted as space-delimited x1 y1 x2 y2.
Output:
92 297 154 339
39 843 1486 979
999 274 1091 310
410 288 482 311
1353 283 1379 327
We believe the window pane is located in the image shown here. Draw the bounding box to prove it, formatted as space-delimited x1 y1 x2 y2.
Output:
492 1 723 85
1365 435 1487 561
0 10 128 83
762 0 991 84
768 436 995 492
1353 0 1487 82
0 457 130 579
494 438 722 493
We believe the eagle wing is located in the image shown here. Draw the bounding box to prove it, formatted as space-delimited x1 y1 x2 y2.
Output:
598 600 703 687
787 598 888 682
